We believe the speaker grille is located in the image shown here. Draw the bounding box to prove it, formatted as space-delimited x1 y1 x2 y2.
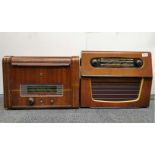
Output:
91 78 141 101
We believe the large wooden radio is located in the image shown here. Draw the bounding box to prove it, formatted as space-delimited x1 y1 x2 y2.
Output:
81 51 153 108
3 56 80 109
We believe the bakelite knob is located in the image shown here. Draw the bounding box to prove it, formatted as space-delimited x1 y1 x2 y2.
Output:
134 59 143 67
91 59 98 67
28 97 34 106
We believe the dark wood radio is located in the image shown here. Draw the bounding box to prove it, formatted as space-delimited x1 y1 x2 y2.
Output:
81 51 153 108
3 56 80 109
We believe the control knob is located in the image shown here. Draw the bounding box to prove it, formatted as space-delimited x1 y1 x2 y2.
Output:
134 59 143 67
91 59 98 67
28 97 34 106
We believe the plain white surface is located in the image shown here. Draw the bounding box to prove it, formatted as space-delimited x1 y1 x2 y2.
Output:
0 124 154 155
0 32 154 94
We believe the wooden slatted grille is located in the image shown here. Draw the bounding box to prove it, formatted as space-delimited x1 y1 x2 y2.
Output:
91 78 141 101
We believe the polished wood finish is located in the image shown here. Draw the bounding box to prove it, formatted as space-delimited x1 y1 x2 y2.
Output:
3 56 80 109
81 51 153 108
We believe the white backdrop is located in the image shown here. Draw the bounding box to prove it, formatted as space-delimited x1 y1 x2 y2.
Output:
0 32 154 94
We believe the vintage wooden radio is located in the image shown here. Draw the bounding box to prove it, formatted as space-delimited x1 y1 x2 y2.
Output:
3 56 80 109
81 51 153 108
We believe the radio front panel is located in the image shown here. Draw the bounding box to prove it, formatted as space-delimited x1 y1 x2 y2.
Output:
10 65 71 108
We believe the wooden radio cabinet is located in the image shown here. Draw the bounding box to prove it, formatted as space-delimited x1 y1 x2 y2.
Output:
3 56 80 109
81 51 153 108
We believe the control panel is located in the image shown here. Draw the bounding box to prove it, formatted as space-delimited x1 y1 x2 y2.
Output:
91 57 143 68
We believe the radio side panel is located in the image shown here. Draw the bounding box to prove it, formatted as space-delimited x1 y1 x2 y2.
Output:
2 56 12 109
71 56 80 107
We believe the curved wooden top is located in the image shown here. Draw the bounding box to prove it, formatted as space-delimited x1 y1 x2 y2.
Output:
10 56 72 66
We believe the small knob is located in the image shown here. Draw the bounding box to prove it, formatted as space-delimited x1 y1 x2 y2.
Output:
134 59 143 67
91 59 98 67
28 97 34 106
50 99 54 104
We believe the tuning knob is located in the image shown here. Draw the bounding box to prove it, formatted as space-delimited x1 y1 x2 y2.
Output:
134 59 143 67
91 59 98 67
28 97 34 106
